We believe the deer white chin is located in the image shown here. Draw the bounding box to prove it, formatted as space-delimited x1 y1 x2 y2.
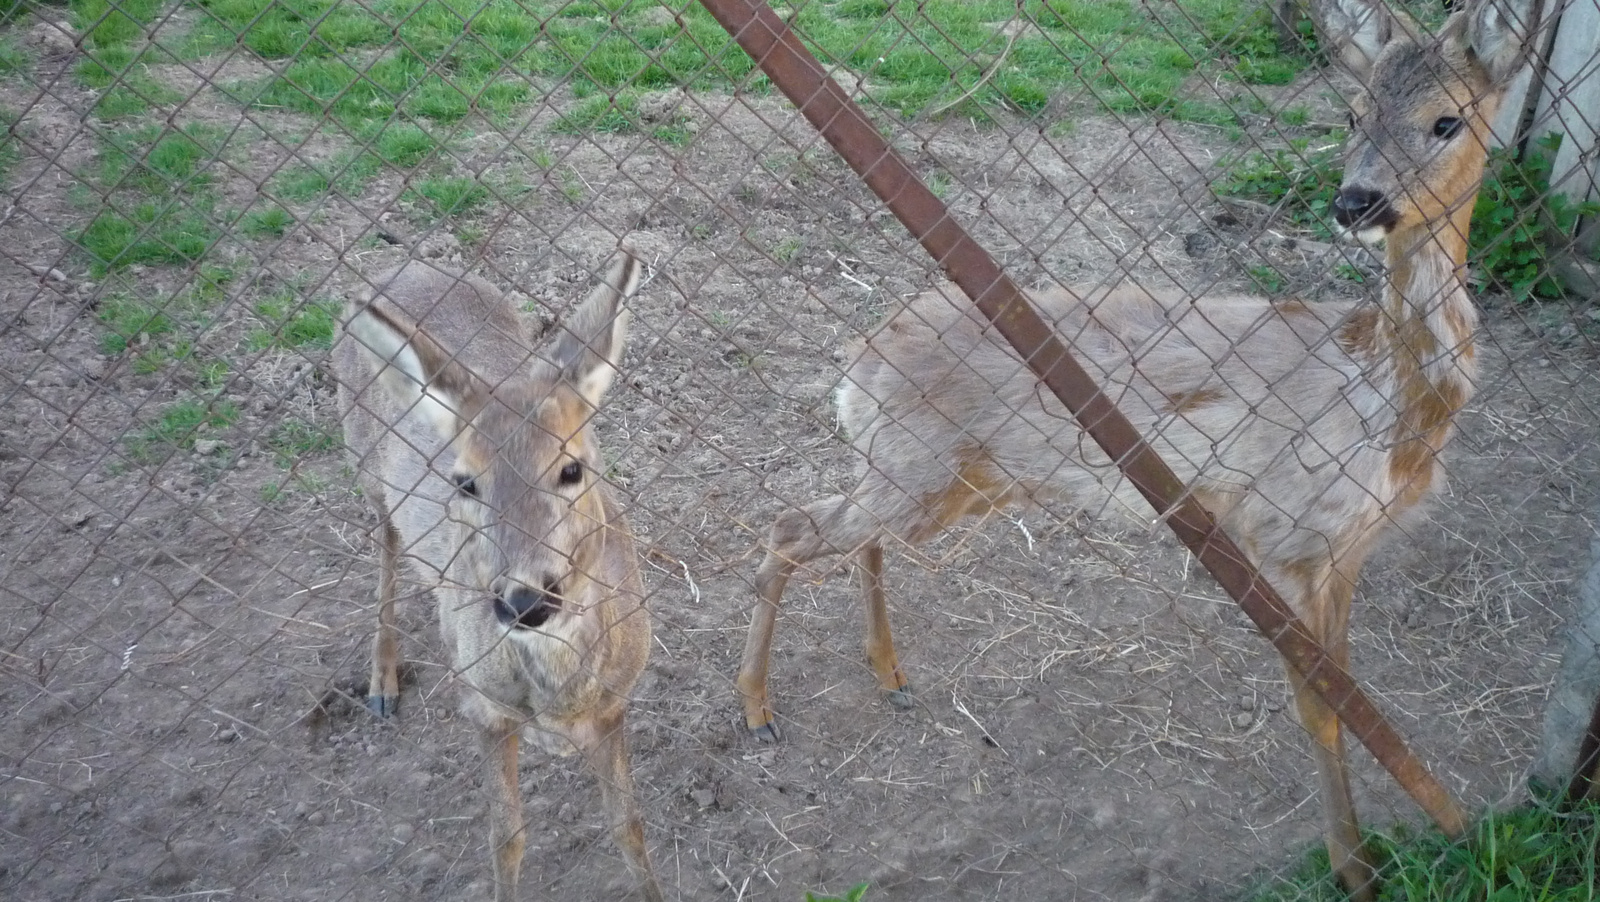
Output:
1336 222 1390 247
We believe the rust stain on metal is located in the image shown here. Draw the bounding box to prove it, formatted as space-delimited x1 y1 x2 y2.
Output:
695 0 1465 835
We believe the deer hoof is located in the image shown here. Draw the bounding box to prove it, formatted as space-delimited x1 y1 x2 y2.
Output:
365 695 398 718
748 721 780 743
885 684 916 710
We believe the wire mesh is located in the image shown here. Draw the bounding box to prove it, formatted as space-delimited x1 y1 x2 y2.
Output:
2 1 1597 901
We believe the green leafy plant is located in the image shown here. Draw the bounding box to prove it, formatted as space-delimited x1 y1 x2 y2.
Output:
1470 132 1600 302
805 883 869 902
1215 137 1345 238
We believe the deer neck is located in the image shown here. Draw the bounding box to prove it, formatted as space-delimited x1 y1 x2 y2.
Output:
1359 202 1479 506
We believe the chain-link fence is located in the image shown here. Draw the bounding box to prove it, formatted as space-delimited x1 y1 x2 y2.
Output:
3 0 1598 900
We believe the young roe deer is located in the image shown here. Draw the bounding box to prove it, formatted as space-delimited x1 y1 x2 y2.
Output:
739 1 1532 896
336 249 664 902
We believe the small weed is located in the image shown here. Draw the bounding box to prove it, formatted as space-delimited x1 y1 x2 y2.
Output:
1279 105 1311 127
193 358 230 389
125 395 240 463
557 168 585 204
267 419 339 468
556 92 640 135
407 177 489 219
772 237 804 264
1247 265 1286 294
1335 263 1367 283
928 170 952 199
248 291 339 350
1214 137 1345 238
805 884 869 902
241 205 295 238
371 121 441 169
96 294 172 355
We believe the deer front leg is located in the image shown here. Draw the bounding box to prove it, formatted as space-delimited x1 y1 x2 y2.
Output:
481 722 525 902
738 545 794 742
578 710 664 902
366 519 402 717
1286 574 1377 902
859 543 912 708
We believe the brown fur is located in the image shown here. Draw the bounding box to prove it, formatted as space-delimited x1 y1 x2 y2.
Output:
334 251 663 902
740 3 1532 898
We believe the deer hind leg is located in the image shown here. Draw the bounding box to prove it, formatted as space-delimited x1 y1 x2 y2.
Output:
481 719 525 902
366 518 402 717
859 542 912 708
1285 570 1377 902
739 494 889 740
577 709 664 902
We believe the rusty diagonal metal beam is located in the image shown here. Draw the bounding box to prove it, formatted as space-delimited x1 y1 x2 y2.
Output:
695 0 1468 834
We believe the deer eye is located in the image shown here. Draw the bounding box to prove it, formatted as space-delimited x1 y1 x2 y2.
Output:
558 462 583 485
1433 117 1463 139
453 474 479 498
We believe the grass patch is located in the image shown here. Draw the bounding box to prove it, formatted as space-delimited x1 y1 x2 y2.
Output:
100 124 229 194
202 0 1306 134
77 200 222 276
271 152 382 201
1248 801 1600 901
406 176 489 219
1213 136 1346 239
248 290 339 350
241 204 295 238
266 419 340 467
125 395 240 463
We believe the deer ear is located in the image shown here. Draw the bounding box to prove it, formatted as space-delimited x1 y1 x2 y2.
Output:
551 249 642 408
1465 0 1537 86
1315 0 1394 82
343 292 479 439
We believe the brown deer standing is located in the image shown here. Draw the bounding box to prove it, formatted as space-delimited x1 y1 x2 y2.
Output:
336 249 664 902
739 1 1533 896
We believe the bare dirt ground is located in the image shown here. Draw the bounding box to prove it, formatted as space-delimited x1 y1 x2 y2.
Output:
3 31 1599 902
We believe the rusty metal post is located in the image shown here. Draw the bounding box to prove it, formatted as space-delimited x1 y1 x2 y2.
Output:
696 0 1468 836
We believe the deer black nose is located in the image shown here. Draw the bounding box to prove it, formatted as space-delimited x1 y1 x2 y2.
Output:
494 582 561 630
1333 187 1398 231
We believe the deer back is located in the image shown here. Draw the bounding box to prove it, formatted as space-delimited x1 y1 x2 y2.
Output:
837 282 1407 565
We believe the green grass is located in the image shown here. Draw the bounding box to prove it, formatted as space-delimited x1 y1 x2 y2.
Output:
406 176 489 219
193 0 1306 136
1248 801 1600 901
125 395 241 463
97 293 175 355
1214 135 1346 239
271 151 383 201
77 200 222 276
266 419 339 467
100 124 229 194
248 290 340 350
240 204 295 238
